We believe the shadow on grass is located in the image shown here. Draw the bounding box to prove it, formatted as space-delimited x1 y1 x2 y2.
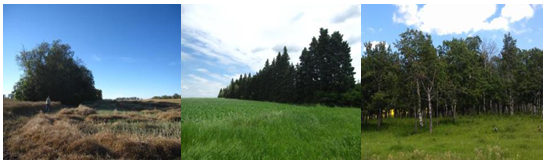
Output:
361 121 391 132
84 100 181 112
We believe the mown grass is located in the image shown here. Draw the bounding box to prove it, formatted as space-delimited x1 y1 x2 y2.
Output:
361 115 543 160
180 98 360 160
3 99 181 160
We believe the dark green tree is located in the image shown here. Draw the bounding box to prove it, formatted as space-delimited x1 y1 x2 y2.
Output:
361 41 400 129
12 40 102 105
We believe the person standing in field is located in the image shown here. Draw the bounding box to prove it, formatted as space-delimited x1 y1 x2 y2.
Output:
45 96 51 113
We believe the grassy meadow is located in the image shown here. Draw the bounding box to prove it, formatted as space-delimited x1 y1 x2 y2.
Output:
180 98 360 160
3 98 181 160
361 115 543 160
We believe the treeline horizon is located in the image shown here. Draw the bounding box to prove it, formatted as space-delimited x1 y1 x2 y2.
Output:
218 28 361 107
151 93 182 99
362 29 542 132
114 93 181 101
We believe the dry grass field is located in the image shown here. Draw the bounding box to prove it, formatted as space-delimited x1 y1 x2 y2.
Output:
3 98 181 160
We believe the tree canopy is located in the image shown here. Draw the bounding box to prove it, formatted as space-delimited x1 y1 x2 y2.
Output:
219 28 359 107
362 29 543 131
12 40 102 105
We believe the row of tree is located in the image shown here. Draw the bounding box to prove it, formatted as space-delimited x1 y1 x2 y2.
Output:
218 28 360 107
151 93 182 99
12 40 102 105
362 29 542 132
3 94 14 99
115 97 142 101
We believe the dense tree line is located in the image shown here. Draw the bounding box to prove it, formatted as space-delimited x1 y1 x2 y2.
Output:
12 40 102 105
115 97 142 101
218 28 360 107
362 29 543 132
151 93 181 99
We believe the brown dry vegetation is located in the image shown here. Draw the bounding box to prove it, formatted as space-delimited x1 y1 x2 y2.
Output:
3 99 181 160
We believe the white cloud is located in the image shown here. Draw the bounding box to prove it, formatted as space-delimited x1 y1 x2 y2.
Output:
194 68 233 82
368 41 389 49
501 4 534 23
181 51 193 61
188 74 208 83
208 73 230 82
181 4 361 80
181 74 225 97
331 5 361 23
195 68 208 73
393 4 537 35
367 27 374 32
93 54 101 61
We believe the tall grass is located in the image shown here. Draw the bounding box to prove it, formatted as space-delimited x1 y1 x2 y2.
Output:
180 98 360 160
361 115 543 160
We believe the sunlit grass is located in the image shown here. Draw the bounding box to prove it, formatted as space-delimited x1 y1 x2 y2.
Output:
180 98 360 160
361 115 543 160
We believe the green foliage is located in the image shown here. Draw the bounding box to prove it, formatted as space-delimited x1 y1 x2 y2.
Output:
151 93 182 99
12 40 102 105
180 98 360 159
219 28 357 107
362 29 543 122
361 41 400 118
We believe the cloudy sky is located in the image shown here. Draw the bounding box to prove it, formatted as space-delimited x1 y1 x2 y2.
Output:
181 5 361 97
362 4 543 51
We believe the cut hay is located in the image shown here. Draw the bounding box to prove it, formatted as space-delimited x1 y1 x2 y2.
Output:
4 99 181 160
140 109 162 114
57 105 97 117
85 114 128 123
157 110 181 122
85 113 154 123
5 112 180 160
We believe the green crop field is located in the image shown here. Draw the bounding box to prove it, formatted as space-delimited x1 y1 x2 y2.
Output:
361 115 543 160
180 98 360 160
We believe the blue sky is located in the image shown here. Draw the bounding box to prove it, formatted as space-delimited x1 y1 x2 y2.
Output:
181 5 361 97
3 4 181 99
361 4 543 54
